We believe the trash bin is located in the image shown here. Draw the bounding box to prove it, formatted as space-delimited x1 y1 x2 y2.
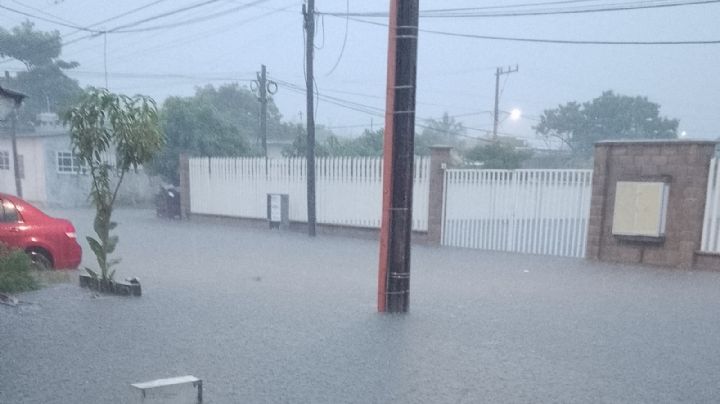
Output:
156 185 181 219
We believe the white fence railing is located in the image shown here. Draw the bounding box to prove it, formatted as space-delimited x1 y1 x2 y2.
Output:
189 156 430 231
701 158 720 253
442 169 593 258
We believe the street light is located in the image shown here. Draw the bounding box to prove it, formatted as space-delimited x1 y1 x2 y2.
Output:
0 85 28 197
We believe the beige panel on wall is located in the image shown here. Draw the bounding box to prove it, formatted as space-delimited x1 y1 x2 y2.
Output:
612 181 668 237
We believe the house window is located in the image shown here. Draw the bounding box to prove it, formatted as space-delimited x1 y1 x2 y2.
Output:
0 151 9 170
57 151 85 174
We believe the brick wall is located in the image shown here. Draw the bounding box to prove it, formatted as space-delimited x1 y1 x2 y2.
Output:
586 140 717 268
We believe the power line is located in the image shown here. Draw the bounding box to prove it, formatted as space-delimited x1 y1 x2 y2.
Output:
0 3 103 33
418 0 613 13
422 0 720 18
61 0 171 39
102 0 273 34
319 0 720 18
324 0 350 76
62 0 231 45
9 0 82 27
62 0 275 49
340 16 720 45
102 0 224 33
79 3 295 66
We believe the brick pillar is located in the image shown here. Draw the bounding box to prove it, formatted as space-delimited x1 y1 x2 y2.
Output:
586 144 609 260
427 146 452 245
178 154 191 219
585 140 717 268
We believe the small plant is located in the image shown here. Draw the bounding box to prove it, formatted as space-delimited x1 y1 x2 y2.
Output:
64 88 164 284
0 243 39 293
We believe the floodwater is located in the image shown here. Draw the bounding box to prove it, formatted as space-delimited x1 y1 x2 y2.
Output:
2 209 720 403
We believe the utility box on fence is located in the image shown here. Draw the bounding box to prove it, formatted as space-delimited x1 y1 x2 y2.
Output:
267 193 289 230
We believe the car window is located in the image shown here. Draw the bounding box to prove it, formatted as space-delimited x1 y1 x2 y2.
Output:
1 199 20 223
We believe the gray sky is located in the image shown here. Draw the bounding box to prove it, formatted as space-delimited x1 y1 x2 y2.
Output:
2 0 720 145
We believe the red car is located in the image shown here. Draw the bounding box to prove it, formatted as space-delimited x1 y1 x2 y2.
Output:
0 193 82 270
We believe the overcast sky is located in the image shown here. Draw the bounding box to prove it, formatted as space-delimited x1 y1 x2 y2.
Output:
2 0 719 145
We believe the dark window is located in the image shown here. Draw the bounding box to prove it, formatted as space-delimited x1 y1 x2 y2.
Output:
57 151 87 174
0 200 19 223
0 151 9 170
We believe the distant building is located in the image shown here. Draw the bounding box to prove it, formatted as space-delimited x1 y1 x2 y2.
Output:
0 113 158 207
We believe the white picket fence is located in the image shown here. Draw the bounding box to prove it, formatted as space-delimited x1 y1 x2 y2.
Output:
189 156 430 231
442 169 593 258
701 158 720 253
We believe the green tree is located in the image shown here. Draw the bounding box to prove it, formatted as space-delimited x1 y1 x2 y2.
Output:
465 141 533 169
149 84 297 183
326 128 384 157
416 112 466 155
64 88 164 283
535 91 678 158
0 22 82 124
284 127 384 157
282 124 330 157
149 94 252 184
193 83 295 146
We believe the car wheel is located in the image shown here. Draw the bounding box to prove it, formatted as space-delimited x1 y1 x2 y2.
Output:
28 250 53 271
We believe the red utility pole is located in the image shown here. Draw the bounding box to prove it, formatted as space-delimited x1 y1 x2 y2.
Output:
378 0 420 313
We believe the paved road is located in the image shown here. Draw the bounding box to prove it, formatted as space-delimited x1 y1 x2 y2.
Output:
2 209 720 403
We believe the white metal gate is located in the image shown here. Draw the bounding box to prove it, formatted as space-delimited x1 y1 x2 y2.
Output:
442 169 593 258
701 158 720 253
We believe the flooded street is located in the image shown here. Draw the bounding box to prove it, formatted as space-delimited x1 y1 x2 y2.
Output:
2 209 720 403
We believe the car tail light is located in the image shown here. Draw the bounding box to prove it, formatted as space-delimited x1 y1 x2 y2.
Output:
64 223 77 239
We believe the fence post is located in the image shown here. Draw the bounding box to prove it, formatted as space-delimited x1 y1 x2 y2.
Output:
179 153 191 219
427 146 452 245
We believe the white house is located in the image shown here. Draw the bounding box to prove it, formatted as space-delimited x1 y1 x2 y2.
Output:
0 113 159 207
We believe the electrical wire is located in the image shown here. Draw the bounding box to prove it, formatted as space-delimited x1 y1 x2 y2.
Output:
102 0 273 34
62 0 274 51
61 0 171 39
421 0 720 18
103 3 295 63
419 0 609 13
0 3 103 33
102 0 225 32
61 0 232 45
341 16 720 45
264 77 539 141
10 0 82 27
318 0 720 18
325 0 349 76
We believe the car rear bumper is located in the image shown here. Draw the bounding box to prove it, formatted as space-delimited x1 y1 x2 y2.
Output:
55 240 82 269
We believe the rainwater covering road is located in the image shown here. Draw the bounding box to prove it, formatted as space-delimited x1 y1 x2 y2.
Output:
2 209 720 403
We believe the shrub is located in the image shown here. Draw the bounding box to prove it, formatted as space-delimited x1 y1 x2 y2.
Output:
0 243 39 293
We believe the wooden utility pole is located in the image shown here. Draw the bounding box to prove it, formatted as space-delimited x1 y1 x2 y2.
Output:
377 0 420 313
303 0 317 237
492 65 518 139
253 64 278 158
257 64 268 157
